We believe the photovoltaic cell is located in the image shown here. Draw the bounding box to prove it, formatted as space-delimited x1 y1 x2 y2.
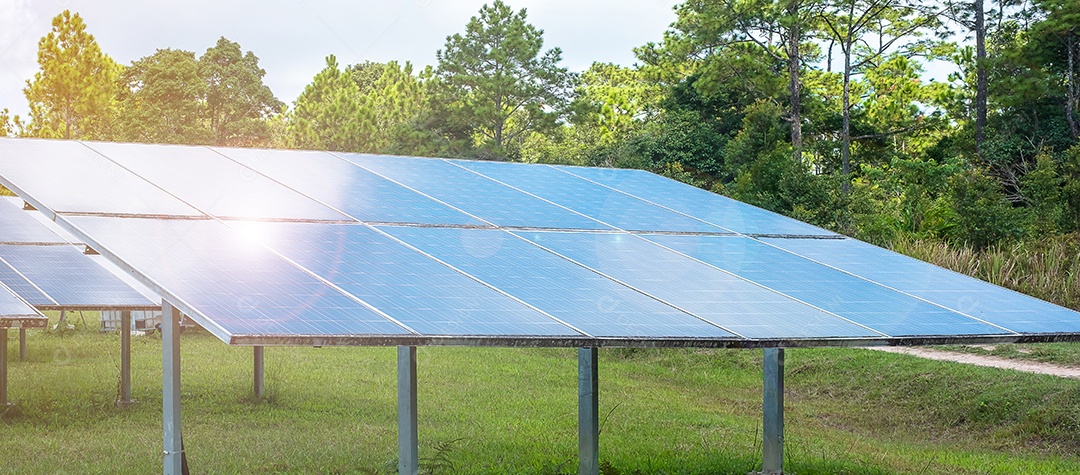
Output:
552 165 836 237
0 198 68 243
761 237 1080 334
451 159 730 234
0 138 203 217
212 147 485 226
233 222 581 336
514 231 878 339
646 234 1011 337
63 216 411 340
0 258 54 306
338 153 613 230
83 142 353 222
380 225 737 339
0 282 42 320
0 244 157 309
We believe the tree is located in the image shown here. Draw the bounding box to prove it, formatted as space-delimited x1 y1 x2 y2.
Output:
116 48 209 144
572 62 658 145
1031 0 1080 140
0 109 23 137
288 55 376 152
436 0 572 159
23 10 120 140
198 37 283 146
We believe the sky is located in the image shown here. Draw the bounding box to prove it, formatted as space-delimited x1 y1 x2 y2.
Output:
0 0 681 119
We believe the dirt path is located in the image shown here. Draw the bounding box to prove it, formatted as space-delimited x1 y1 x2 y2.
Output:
868 346 1080 379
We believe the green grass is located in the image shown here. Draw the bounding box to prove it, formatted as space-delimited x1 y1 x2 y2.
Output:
4 323 1080 474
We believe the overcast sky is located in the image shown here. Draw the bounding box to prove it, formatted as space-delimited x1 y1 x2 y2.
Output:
0 0 681 118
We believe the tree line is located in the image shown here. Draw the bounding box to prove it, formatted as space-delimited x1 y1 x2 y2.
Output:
2 1 1079 250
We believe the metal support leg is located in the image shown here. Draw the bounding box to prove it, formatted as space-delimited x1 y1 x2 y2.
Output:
117 310 134 406
1 328 9 406
579 347 599 475
398 346 418 475
762 348 785 475
19 328 26 361
253 346 265 398
163 302 184 474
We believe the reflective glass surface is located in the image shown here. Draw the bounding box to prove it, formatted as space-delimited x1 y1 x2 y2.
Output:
84 142 352 221
515 231 876 339
648 235 1010 336
553 165 836 236
0 258 53 306
0 244 156 308
213 147 485 226
381 225 736 338
763 238 1080 333
338 153 612 230
0 199 68 243
0 283 40 318
0 138 203 217
240 222 580 336
452 159 730 233
65 216 410 339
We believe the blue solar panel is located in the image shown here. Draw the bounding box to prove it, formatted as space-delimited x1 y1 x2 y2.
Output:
64 216 411 340
552 165 836 236
451 159 731 234
211 148 485 226
0 282 41 319
0 138 203 217
233 222 580 336
513 231 878 339
646 235 1011 337
83 142 353 222
0 199 68 243
0 257 54 306
337 153 612 230
380 226 736 338
0 244 156 309
761 238 1080 334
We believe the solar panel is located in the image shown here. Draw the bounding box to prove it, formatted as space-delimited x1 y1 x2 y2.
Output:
0 256 55 306
647 234 1011 337
551 165 837 237
761 237 1080 334
0 138 203 217
231 222 582 336
337 153 613 230
0 244 157 310
0 282 43 322
211 147 486 226
0 198 68 244
380 226 737 338
512 230 879 339
82 142 353 222
451 159 731 234
63 215 412 341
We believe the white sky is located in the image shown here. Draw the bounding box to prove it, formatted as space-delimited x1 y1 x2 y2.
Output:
0 0 681 118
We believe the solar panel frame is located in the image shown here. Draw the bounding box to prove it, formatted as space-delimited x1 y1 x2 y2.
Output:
0 281 47 328
0 244 159 311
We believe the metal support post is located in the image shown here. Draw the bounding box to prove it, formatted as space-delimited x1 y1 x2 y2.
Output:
19 328 26 361
117 310 134 406
1 328 9 406
579 347 600 475
762 348 785 475
162 301 184 474
398 346 419 475
253 346 265 398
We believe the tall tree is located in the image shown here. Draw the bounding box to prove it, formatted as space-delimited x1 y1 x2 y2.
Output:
436 0 572 158
116 48 209 144
198 37 283 146
23 10 120 140
1031 0 1080 140
287 55 375 152
817 0 941 191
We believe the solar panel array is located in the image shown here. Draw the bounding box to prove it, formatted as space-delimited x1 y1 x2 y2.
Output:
0 281 46 328
0 197 158 311
1 138 1077 347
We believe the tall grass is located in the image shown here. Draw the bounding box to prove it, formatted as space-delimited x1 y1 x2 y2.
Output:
890 233 1080 311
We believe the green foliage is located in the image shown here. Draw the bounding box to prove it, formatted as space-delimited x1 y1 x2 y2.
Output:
116 48 210 144
288 55 376 152
435 0 572 158
22 10 120 140
946 168 1027 248
198 37 283 147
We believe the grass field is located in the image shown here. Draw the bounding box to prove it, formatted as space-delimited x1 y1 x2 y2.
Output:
3 320 1080 475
